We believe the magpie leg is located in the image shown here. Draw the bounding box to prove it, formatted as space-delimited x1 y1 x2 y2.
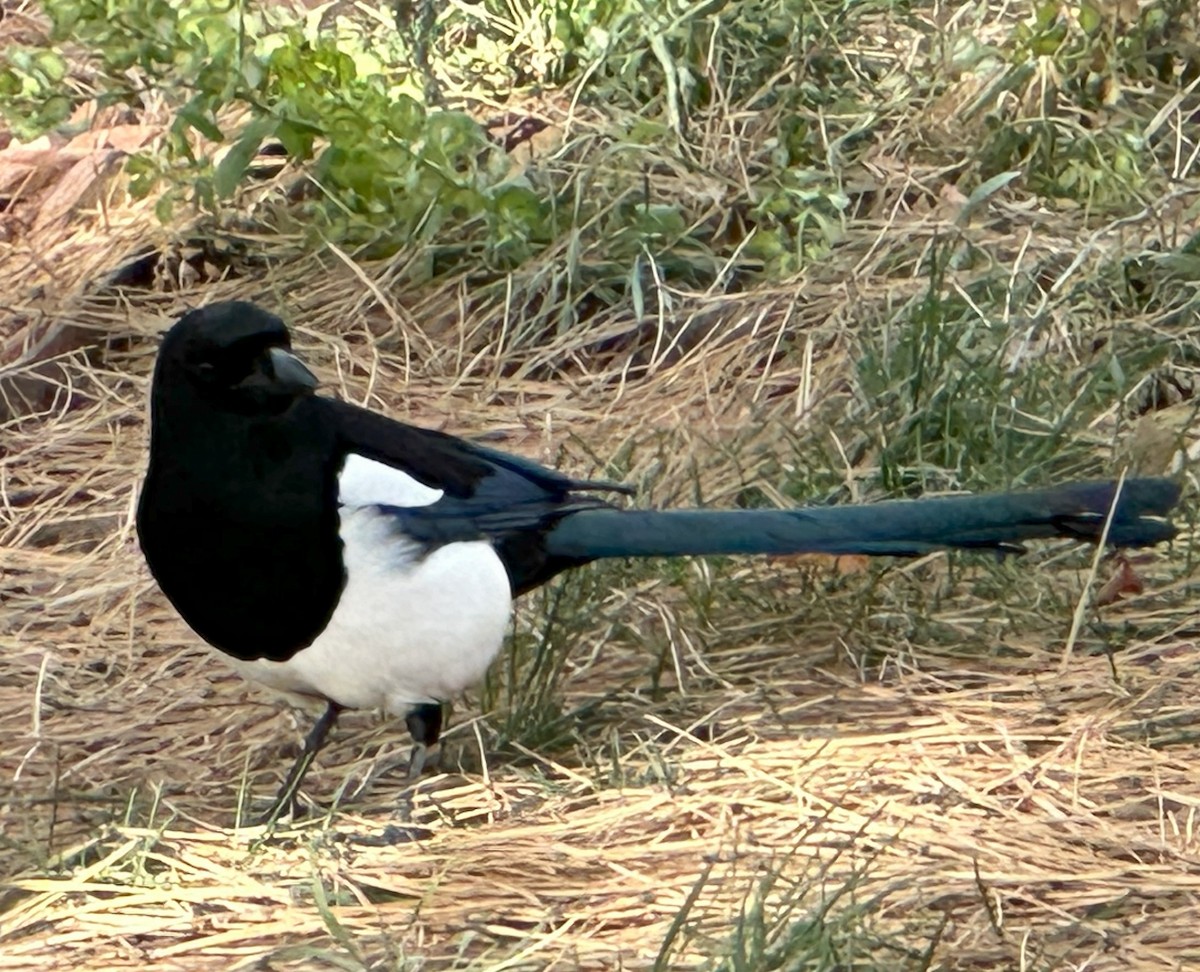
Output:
404 702 444 779
258 700 342 826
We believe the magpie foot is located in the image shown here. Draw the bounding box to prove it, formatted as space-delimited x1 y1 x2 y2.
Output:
404 702 444 780
407 742 429 779
254 700 342 827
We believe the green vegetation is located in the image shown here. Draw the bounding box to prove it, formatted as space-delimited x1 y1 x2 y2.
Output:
6 0 1190 282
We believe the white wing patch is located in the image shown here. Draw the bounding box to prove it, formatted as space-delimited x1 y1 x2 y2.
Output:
338 453 444 509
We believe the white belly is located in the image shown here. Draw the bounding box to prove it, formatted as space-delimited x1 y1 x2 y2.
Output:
228 506 514 715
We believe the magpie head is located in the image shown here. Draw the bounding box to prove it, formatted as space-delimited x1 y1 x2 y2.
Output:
156 301 318 416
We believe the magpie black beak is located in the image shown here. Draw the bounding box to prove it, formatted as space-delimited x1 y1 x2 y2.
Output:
266 347 318 394
231 346 319 401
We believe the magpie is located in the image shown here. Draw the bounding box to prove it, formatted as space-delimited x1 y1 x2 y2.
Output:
136 300 1181 820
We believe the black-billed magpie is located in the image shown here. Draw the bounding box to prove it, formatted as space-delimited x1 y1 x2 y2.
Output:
136 300 1180 819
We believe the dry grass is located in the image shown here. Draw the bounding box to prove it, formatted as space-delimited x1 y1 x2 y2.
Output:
3 0 1200 969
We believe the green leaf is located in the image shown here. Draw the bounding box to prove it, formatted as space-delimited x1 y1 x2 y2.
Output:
1078 3 1101 34
33 50 68 83
1035 2 1059 29
214 116 278 198
276 117 319 160
125 154 159 199
627 118 670 143
1030 22 1067 56
492 184 545 230
177 99 223 142
154 193 175 224
635 204 686 237
744 229 786 261
957 169 1022 223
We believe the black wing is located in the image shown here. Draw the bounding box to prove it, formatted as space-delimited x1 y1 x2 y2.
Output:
319 397 632 592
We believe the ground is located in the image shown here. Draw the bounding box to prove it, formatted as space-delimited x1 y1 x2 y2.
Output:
1 0 1199 969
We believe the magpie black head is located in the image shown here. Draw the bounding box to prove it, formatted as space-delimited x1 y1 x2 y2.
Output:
154 301 318 416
